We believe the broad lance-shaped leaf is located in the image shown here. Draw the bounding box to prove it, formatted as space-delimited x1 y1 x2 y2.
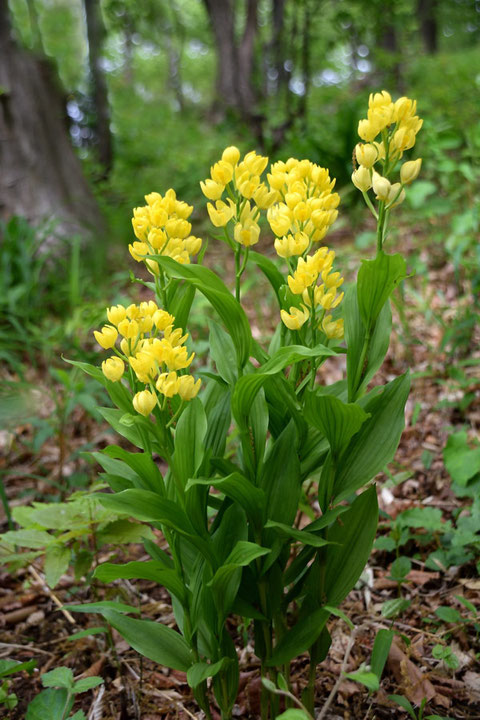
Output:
357 251 407 332
267 606 329 666
96 489 216 565
260 421 300 528
187 658 232 689
304 392 369 457
232 344 337 426
101 609 192 671
65 358 133 413
264 520 333 548
345 285 392 402
249 251 285 306
148 255 252 369
186 473 265 529
173 398 207 487
94 561 188 605
209 319 237 386
333 372 410 501
209 541 270 618
324 485 378 606
102 445 164 495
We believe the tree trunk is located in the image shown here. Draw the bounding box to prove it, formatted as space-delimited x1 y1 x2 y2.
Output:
202 0 238 111
271 0 287 95
417 0 438 54
237 0 258 111
0 0 104 235
84 0 113 178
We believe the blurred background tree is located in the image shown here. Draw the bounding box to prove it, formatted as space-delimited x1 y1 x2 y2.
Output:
0 0 478 239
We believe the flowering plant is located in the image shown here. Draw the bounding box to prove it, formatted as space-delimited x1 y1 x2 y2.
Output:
69 90 422 719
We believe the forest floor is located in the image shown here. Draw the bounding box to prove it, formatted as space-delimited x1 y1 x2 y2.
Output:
1 222 480 719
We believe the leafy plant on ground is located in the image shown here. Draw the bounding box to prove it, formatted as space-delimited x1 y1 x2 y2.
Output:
68 90 421 718
0 492 153 588
25 667 103 720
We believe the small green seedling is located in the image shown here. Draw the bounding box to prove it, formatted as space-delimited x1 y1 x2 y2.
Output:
25 666 103 720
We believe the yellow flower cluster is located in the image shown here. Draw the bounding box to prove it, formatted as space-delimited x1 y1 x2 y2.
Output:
201 147 276 247
352 91 422 206
94 301 201 416
130 189 202 275
267 158 340 257
281 246 344 340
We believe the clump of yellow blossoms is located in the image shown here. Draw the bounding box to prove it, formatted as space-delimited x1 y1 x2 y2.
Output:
130 189 202 275
201 147 276 247
94 300 201 417
265 158 343 340
352 90 422 211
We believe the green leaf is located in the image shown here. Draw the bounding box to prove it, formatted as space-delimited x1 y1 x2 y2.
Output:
186 658 231 689
65 358 132 413
97 518 154 546
381 598 411 618
186 473 265 529
64 601 140 614
232 344 337 426
102 446 164 494
345 285 392 401
304 392 369 457
26 688 72 720
345 670 379 692
1 529 52 549
323 605 354 630
101 609 192 671
94 561 187 605
396 507 445 531
41 667 74 689
0 659 36 678
261 677 278 693
434 607 462 623
388 694 416 719
249 251 285 306
324 486 378 606
209 541 270 618
98 407 151 450
267 607 329 666
370 629 394 680
357 251 407 332
44 544 70 588
173 398 207 487
260 421 301 528
264 521 333 548
334 373 410 501
168 281 196 331
73 676 103 693
276 711 311 720
67 627 107 641
389 556 412 582
444 431 480 486
209 320 237 385
151 256 252 368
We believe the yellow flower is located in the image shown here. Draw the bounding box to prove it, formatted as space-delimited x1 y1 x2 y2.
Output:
149 202 169 227
94 325 118 349
139 300 158 316
322 315 344 340
280 305 310 331
387 182 405 207
210 160 234 185
200 179 224 200
107 304 127 326
355 143 377 168
372 172 391 201
252 183 277 209
234 218 260 247
177 375 202 401
243 150 268 176
267 205 292 236
274 232 309 258
129 351 156 383
102 356 124 382
184 236 202 256
207 199 235 227
222 146 241 166
133 390 157 416
352 166 372 192
129 241 149 262
118 318 139 339
153 309 174 330
156 371 179 398
148 227 167 250
400 158 422 185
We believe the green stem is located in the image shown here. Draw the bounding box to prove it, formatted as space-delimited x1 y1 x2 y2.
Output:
362 190 378 220
376 201 386 254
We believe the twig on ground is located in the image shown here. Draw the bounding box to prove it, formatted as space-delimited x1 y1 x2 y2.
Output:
28 565 76 624
317 625 361 720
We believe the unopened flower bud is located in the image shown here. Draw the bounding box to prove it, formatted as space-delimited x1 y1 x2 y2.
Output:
351 166 372 192
102 356 124 382
355 143 377 168
400 158 422 185
372 172 391 201
133 389 157 416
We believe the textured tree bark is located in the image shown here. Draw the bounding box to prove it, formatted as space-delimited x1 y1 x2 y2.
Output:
202 0 239 111
84 0 113 178
0 0 104 235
